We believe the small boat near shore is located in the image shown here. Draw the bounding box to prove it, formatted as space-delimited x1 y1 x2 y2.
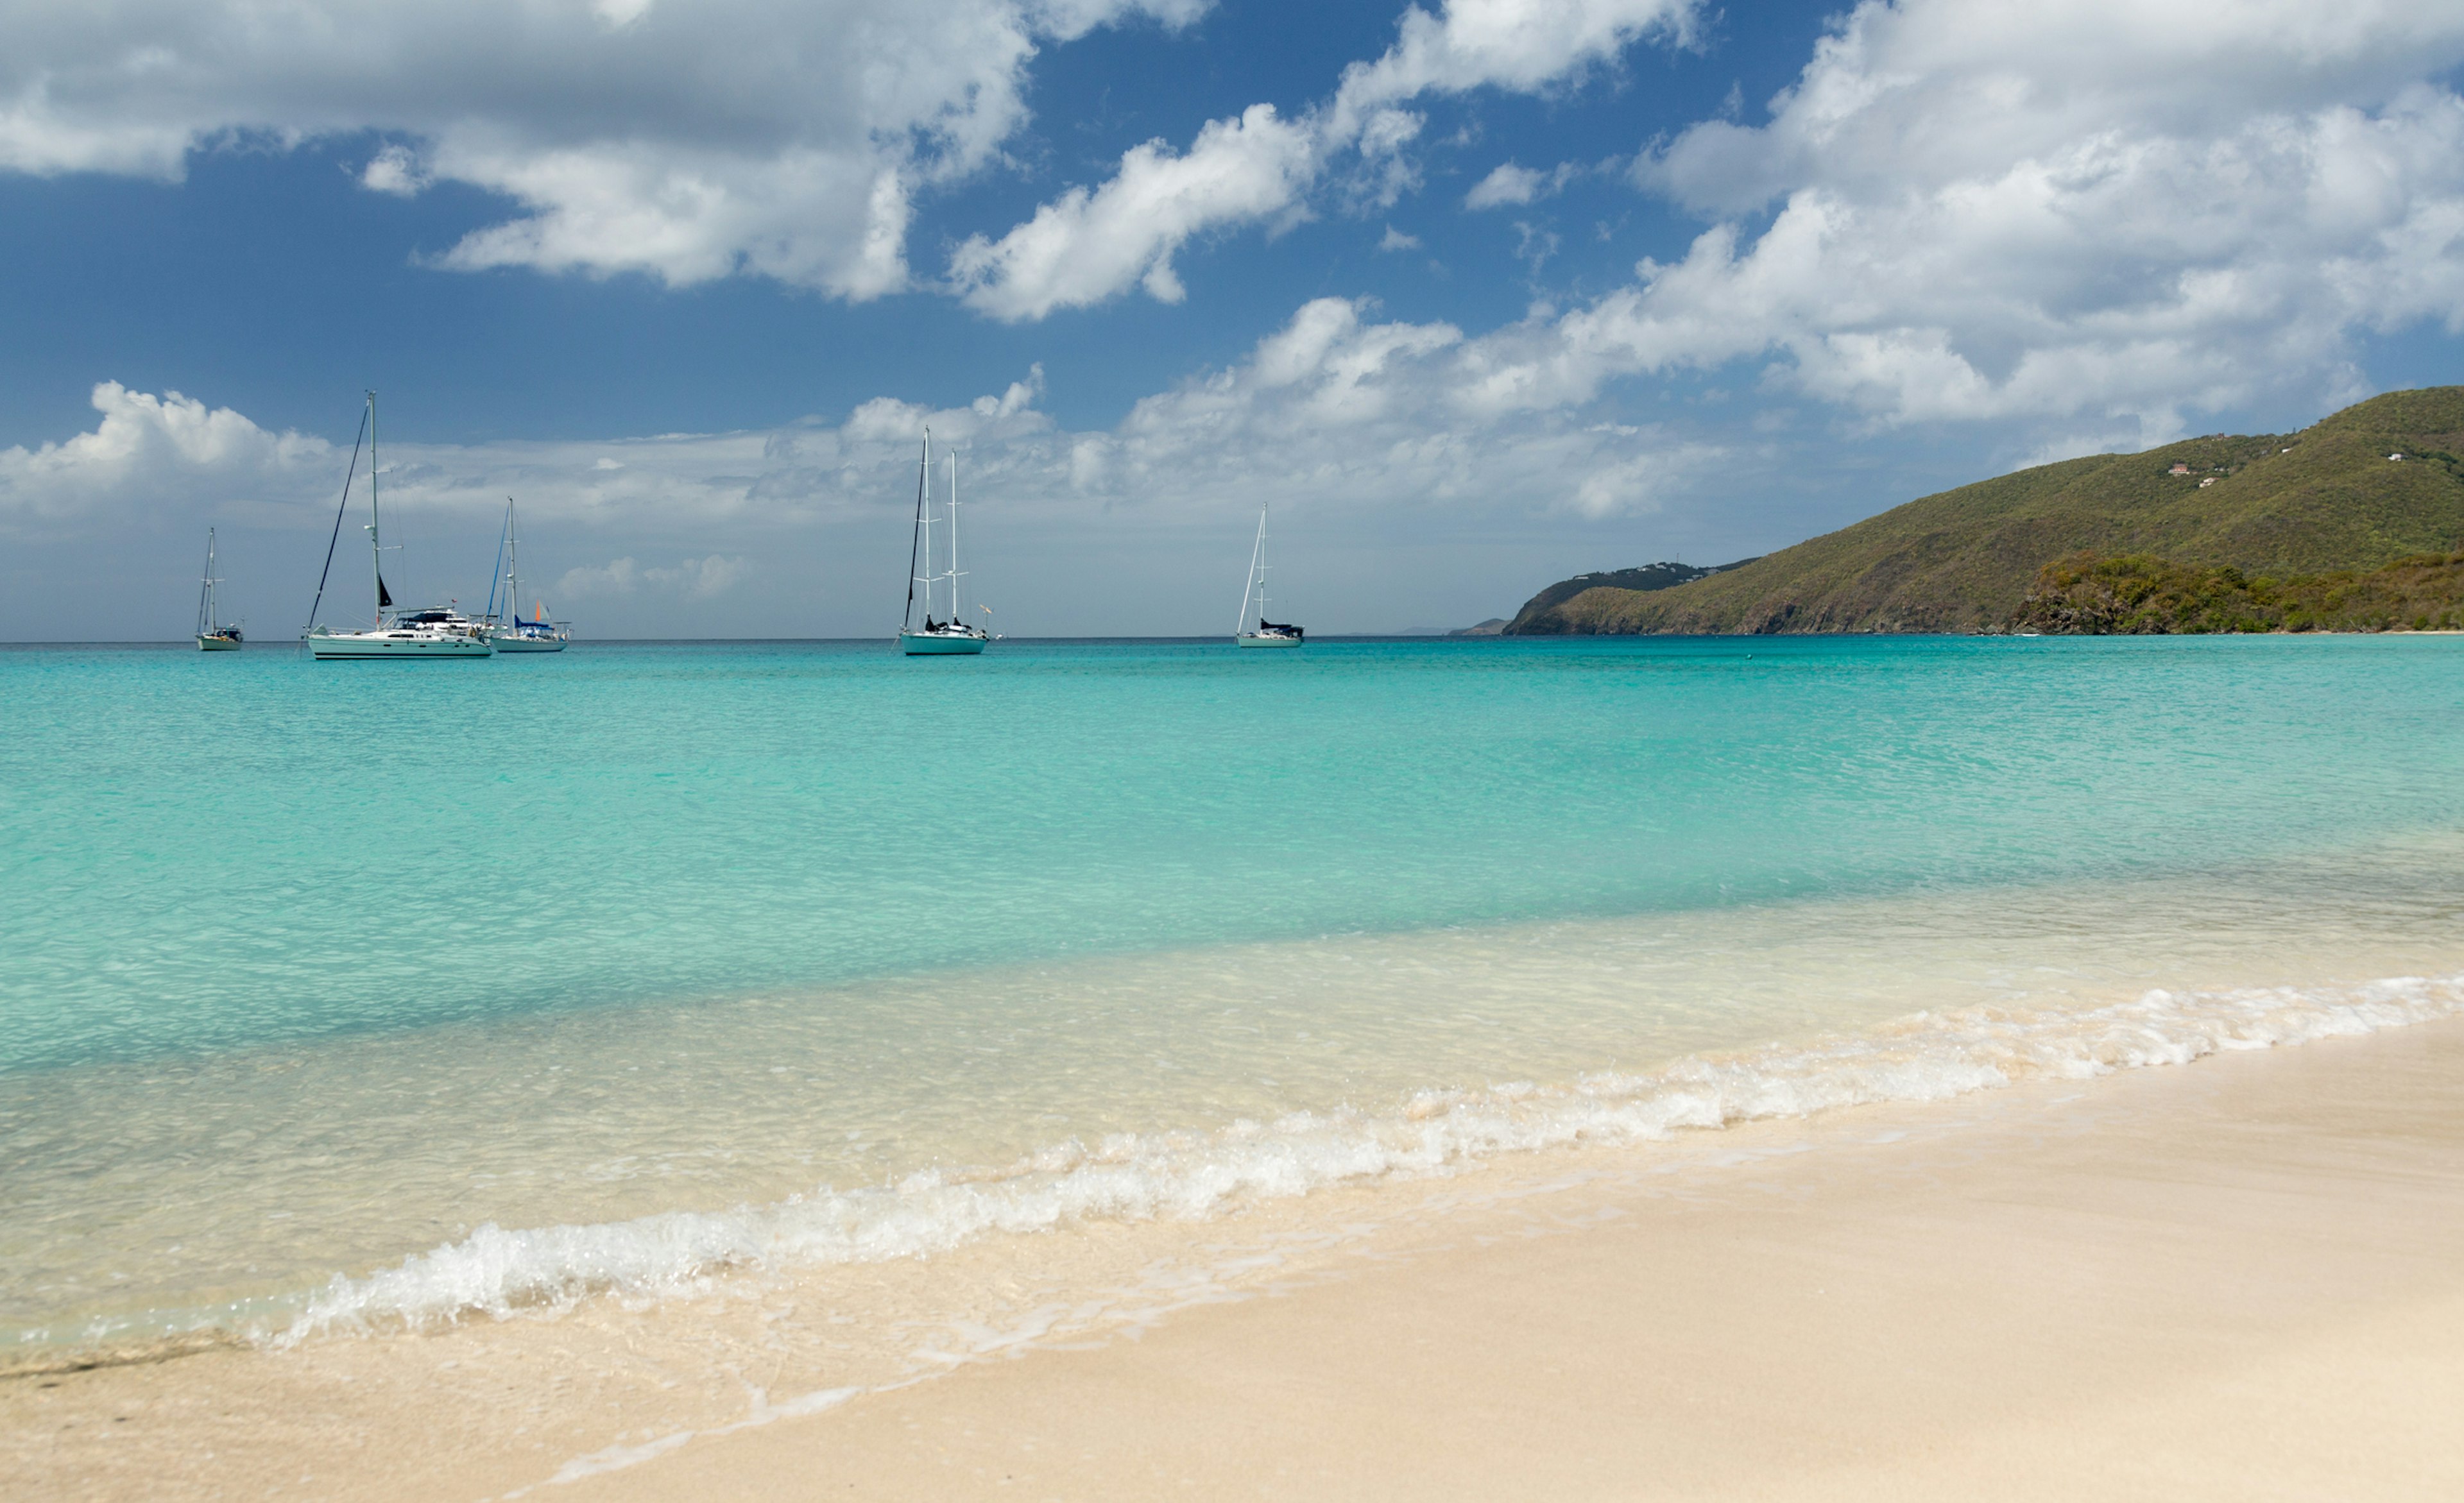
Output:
195 529 242 650
898 427 990 656
1233 505 1303 647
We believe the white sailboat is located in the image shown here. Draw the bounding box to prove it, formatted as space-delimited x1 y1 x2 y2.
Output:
898 427 989 656
486 498 570 652
304 392 492 659
195 529 243 650
1233 505 1304 647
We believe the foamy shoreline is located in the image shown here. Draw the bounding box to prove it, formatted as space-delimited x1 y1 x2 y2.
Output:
277 968 2464 1345
548 1012 2464 1502
9 999 2463 1499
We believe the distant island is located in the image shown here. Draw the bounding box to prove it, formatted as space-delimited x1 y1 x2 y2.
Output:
1500 386 2464 635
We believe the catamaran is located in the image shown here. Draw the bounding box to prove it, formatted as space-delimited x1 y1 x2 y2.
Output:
897 427 990 656
304 392 492 659
1233 504 1304 647
484 498 570 652
195 529 242 650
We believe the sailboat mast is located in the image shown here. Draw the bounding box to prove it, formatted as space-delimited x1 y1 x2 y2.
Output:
903 430 928 633
1258 505 1269 622
507 499 522 625
948 452 961 624
1236 507 1267 635
367 391 382 625
199 529 215 636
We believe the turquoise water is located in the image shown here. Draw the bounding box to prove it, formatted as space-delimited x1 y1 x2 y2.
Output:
4 634 2463 1348
7 635 2459 1073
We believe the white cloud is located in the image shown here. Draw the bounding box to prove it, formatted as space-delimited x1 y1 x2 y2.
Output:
1570 446 1722 518
0 382 330 529
1378 225 1422 251
1466 162 1543 208
361 144 427 196
951 106 1316 320
559 554 749 599
954 0 1704 315
1464 159 1580 208
1434 0 2464 433
0 0 1204 298
557 557 646 596
592 0 660 27
5 291 1729 557
1326 0 1701 140
1063 297 1725 521
5 303 1763 636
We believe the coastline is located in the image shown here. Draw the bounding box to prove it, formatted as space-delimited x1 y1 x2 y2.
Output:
568 1013 2464 1501
10 1008 2461 1499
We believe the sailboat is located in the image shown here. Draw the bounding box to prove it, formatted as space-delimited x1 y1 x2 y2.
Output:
1233 505 1304 647
897 427 989 656
485 498 570 652
304 392 492 659
195 529 243 650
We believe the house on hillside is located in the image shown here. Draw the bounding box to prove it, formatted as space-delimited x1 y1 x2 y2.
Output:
2169 462 2193 475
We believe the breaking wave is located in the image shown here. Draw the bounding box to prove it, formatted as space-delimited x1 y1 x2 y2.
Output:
280 972 2464 1343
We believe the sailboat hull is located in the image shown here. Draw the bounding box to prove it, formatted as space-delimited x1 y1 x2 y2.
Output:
308 631 493 659
900 632 988 656
196 634 242 652
490 634 567 653
1236 633 1304 648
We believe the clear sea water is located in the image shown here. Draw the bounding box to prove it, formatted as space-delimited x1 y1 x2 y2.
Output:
4 634 2462 1355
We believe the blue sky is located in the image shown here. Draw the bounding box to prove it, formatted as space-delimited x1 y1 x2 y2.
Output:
4 0 2461 638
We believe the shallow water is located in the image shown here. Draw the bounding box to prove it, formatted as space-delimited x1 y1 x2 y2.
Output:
3 634 2461 1351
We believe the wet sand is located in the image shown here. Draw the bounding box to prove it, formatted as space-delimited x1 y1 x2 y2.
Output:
10 1017 2461 1500
566 1017 2464 1502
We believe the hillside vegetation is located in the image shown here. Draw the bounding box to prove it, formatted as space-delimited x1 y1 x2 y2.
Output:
2011 551 2464 634
1506 387 2464 634
1500 559 1756 633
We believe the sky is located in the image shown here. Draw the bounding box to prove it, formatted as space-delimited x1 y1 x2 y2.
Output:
3 0 2463 639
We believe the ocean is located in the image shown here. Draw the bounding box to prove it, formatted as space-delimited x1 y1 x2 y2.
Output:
4 634 2462 1363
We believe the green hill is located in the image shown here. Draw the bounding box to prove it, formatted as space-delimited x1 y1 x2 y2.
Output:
1505 387 2464 634
1502 559 1757 633
2010 550 2464 634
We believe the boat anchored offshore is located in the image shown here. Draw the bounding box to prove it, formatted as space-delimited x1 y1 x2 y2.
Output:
897 427 990 656
484 498 570 652
195 529 242 650
1233 504 1303 647
303 392 492 660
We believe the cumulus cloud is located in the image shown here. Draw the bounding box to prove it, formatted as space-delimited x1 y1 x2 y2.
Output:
1465 162 1543 208
1326 0 1698 130
952 106 1316 319
1439 0 2464 435
0 0 1205 298
1464 159 1580 208
360 144 427 196
954 0 1703 315
1084 296 1725 518
1378 225 1423 251
4 291 1727 559
0 382 331 530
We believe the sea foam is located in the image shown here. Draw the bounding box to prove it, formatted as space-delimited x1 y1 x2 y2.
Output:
279 972 2463 1344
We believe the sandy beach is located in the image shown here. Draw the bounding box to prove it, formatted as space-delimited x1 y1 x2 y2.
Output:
10 1012 2461 1501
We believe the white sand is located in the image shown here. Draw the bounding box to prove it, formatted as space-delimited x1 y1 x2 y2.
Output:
566 1018 2464 1501
10 1017 2461 1500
